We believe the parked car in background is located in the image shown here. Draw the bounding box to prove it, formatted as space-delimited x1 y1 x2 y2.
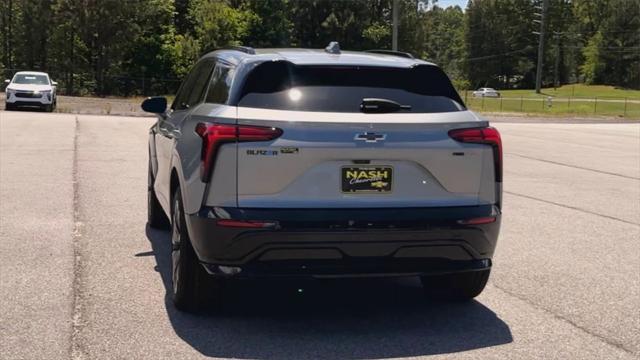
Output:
4 71 58 112
473 87 501 98
142 44 503 312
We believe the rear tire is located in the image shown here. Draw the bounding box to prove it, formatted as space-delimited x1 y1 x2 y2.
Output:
171 188 220 312
420 269 490 301
147 158 170 229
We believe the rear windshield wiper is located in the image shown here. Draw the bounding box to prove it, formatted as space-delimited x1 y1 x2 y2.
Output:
360 98 412 113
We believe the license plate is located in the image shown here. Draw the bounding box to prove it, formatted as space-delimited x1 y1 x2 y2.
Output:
341 166 393 193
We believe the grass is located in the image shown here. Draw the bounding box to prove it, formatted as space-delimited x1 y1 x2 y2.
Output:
460 84 640 118
465 96 640 118
462 84 640 100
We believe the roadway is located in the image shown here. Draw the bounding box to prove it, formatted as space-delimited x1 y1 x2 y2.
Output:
0 110 638 359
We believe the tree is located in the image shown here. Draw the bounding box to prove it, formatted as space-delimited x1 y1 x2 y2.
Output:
121 0 176 95
465 0 537 89
581 31 604 84
2 0 637 95
598 0 640 88
0 0 17 77
48 0 89 94
11 0 52 71
243 0 292 47
190 0 256 52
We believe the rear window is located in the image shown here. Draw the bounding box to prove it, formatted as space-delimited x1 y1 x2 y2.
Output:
237 62 465 113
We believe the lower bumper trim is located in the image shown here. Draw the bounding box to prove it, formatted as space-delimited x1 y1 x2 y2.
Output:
186 205 501 268
202 258 491 279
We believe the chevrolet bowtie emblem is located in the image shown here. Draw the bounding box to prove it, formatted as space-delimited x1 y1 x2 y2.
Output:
354 132 387 143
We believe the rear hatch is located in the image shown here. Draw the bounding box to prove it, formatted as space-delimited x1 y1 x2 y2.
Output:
230 63 495 208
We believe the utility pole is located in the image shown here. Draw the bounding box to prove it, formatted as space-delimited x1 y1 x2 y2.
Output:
534 0 549 94
392 0 399 51
7 0 13 70
553 1 567 90
553 33 561 90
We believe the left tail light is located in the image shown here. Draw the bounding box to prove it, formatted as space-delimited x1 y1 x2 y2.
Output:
448 126 502 182
195 122 282 182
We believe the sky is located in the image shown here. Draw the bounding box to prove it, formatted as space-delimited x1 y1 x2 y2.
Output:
436 0 469 8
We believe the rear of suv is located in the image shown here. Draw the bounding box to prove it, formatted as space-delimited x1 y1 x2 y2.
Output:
143 45 502 312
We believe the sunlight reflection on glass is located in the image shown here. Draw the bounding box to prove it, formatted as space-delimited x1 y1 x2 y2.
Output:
288 88 302 102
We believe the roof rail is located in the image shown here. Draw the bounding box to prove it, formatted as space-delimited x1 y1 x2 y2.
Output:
229 46 256 55
325 41 341 54
364 50 415 59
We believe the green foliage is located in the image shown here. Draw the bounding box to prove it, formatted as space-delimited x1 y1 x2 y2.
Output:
453 78 471 91
1 0 637 95
243 0 292 47
362 22 391 47
465 0 537 89
190 0 256 52
597 0 640 88
581 32 604 84
163 34 201 79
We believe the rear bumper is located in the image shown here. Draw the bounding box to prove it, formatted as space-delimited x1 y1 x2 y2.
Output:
185 205 501 277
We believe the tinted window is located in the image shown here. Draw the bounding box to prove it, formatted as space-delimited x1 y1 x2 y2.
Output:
238 62 465 113
186 60 215 107
205 63 233 104
172 67 199 110
172 59 215 110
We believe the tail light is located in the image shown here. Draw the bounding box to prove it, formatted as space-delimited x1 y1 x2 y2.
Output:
448 127 502 182
195 122 282 182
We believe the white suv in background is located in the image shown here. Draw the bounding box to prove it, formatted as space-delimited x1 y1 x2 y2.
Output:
4 71 58 112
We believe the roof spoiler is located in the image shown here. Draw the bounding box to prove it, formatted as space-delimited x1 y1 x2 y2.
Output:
364 50 415 59
229 46 256 55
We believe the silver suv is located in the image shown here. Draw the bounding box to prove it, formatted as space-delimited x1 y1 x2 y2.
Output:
142 45 502 312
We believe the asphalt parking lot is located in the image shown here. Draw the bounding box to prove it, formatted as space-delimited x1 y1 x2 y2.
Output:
1 110 638 359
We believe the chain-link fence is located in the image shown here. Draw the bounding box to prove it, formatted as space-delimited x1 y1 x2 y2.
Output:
3 67 638 118
463 91 640 118
1 68 181 97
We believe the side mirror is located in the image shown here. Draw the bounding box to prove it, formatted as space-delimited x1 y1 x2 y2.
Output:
4 80 9 84
52 81 58 86
141 96 167 114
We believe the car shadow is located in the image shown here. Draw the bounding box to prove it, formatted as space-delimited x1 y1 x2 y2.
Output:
146 225 512 359
3 106 49 112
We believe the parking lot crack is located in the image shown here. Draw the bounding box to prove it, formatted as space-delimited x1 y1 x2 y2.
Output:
505 191 640 226
70 116 87 360
491 284 636 356
505 153 640 180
